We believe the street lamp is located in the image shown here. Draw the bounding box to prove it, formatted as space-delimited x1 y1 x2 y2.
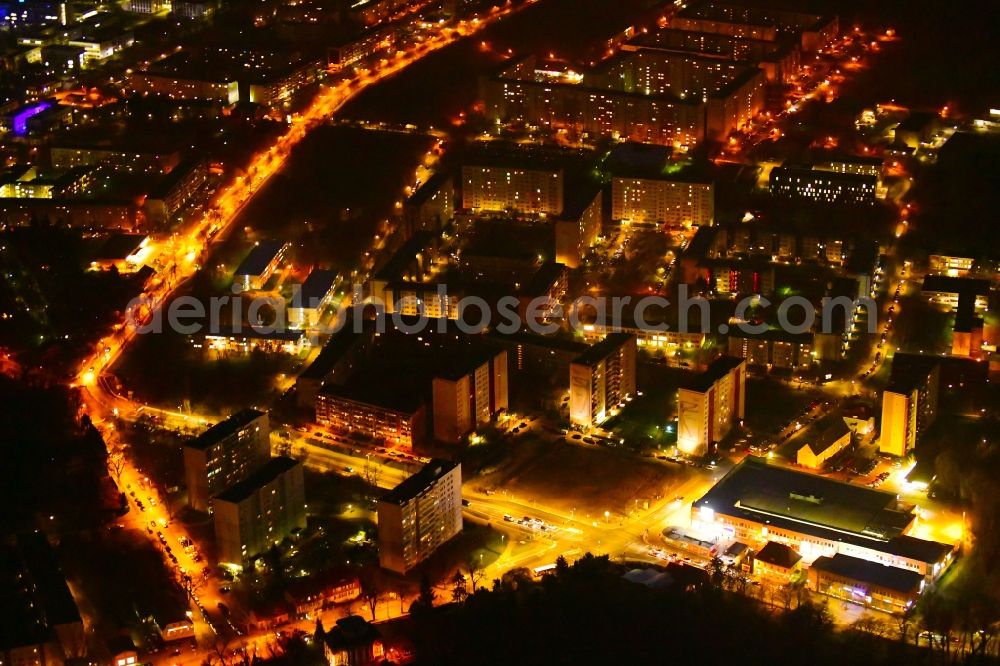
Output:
604 510 610 524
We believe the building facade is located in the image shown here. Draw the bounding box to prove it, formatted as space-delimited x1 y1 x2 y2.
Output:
377 460 463 573
879 356 940 457
212 456 306 566
316 385 426 448
234 240 288 291
143 157 208 226
611 175 714 227
432 349 509 443
461 164 564 215
808 553 924 614
727 329 814 370
183 409 271 512
769 165 878 205
691 457 956 582
677 356 745 456
569 333 638 428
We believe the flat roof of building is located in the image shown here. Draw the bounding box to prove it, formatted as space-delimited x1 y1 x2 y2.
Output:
905 457 936 486
147 156 203 199
728 327 813 344
95 233 147 260
606 141 671 174
954 303 983 332
896 111 938 133
0 545 51 652
187 408 265 451
755 540 801 569
318 382 423 415
632 27 789 54
573 332 635 366
606 142 714 184
299 318 372 381
204 326 305 342
886 353 939 394
682 226 719 259
234 240 287 278
16 532 81 627
373 230 436 283
145 46 319 84
676 1 828 32
213 456 299 504
694 456 915 544
435 345 503 382
462 156 564 174
921 275 990 296
519 261 567 297
681 355 744 392
810 553 923 594
379 458 459 506
821 153 885 167
294 268 338 306
406 171 451 207
559 180 602 220
771 164 878 185
882 535 954 564
487 329 590 356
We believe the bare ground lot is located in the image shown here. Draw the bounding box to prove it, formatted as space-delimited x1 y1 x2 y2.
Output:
473 437 682 516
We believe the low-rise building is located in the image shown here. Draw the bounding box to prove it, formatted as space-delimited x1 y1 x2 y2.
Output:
921 275 989 312
128 47 322 107
669 1 838 53
89 233 150 273
753 540 801 583
328 25 395 71
0 164 94 199
109 636 139 666
212 456 306 566
692 456 956 580
517 261 569 323
808 553 924 614
795 415 852 469
157 614 195 643
172 0 216 17
928 255 974 277
68 25 134 64
284 572 360 617
322 616 384 666
377 459 462 573
234 240 289 291
200 327 309 355
369 230 440 309
289 268 338 328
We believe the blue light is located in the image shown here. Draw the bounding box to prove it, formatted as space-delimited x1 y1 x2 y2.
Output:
12 101 52 135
